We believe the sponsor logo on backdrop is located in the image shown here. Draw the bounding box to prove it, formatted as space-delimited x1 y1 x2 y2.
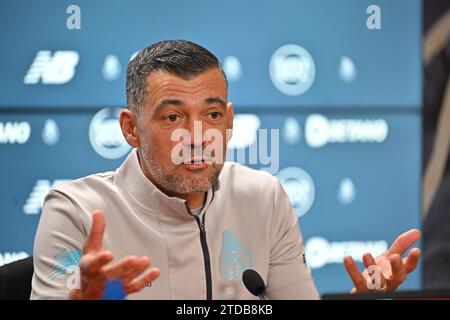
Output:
282 117 302 145
23 179 71 215
89 107 131 160
102 54 121 81
0 121 31 144
338 56 357 83
305 113 389 148
24 50 79 85
222 55 243 83
42 119 60 146
0 252 29 267
269 44 315 96
305 237 388 269
277 167 315 218
338 177 357 205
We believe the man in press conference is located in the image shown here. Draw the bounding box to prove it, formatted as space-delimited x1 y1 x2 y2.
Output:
30 40 421 300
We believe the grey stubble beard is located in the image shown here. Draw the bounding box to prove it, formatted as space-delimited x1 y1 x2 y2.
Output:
139 141 223 194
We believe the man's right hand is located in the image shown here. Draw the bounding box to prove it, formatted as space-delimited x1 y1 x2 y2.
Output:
69 210 160 300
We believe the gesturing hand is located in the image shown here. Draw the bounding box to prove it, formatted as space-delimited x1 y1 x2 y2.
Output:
69 210 160 300
344 229 421 293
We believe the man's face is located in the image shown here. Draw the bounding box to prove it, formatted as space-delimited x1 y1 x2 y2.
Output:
137 68 233 195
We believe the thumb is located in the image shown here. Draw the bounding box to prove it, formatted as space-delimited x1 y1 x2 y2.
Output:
83 210 106 254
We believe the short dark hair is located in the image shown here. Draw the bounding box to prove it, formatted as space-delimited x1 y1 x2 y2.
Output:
126 40 227 119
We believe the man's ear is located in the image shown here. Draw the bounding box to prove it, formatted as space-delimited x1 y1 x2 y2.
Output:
119 108 140 148
226 102 234 142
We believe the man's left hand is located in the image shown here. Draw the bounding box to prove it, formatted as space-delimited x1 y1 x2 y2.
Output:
344 229 421 293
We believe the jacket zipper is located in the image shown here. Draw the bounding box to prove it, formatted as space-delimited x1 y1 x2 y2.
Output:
185 202 212 300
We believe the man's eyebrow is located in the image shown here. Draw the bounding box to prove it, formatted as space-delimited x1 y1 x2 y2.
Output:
204 97 226 107
154 99 185 113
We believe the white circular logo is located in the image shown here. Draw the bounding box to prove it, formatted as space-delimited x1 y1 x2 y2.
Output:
89 107 131 159
269 44 315 96
305 113 329 148
277 167 315 218
305 237 329 269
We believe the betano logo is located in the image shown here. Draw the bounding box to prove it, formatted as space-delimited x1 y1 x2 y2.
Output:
24 50 79 85
23 179 71 215
305 237 388 269
305 114 389 148
0 121 31 144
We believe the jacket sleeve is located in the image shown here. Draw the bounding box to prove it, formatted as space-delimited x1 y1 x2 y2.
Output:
265 178 320 300
30 189 87 300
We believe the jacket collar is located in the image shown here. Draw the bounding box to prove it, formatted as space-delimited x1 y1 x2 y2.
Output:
116 149 218 219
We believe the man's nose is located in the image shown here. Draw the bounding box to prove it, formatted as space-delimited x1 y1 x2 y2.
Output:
186 120 206 148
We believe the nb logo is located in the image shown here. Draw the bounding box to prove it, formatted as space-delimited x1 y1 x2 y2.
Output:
24 50 79 85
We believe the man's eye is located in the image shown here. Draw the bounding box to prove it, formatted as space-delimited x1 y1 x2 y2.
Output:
209 112 222 120
165 114 179 122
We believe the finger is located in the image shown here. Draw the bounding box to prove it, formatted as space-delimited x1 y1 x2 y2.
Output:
79 251 113 277
101 256 146 279
121 257 152 284
362 253 376 269
388 254 407 290
344 256 368 292
83 210 106 254
362 253 387 290
125 268 160 295
402 248 421 273
387 229 421 256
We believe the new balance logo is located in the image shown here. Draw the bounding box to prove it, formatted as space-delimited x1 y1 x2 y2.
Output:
0 252 29 267
23 179 71 215
23 50 79 84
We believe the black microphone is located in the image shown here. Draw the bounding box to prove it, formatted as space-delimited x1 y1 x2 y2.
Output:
242 269 266 300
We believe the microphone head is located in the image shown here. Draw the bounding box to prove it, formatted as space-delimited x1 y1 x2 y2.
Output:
242 269 266 296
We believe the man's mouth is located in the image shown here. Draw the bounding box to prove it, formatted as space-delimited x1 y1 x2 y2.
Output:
181 157 209 170
191 157 205 164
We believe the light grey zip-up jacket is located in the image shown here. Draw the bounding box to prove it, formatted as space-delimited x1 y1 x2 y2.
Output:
30 149 319 299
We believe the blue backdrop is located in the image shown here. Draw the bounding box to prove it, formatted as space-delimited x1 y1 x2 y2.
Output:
0 0 422 295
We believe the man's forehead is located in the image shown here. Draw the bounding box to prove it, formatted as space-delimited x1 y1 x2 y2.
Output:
148 69 226 92
146 69 228 108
